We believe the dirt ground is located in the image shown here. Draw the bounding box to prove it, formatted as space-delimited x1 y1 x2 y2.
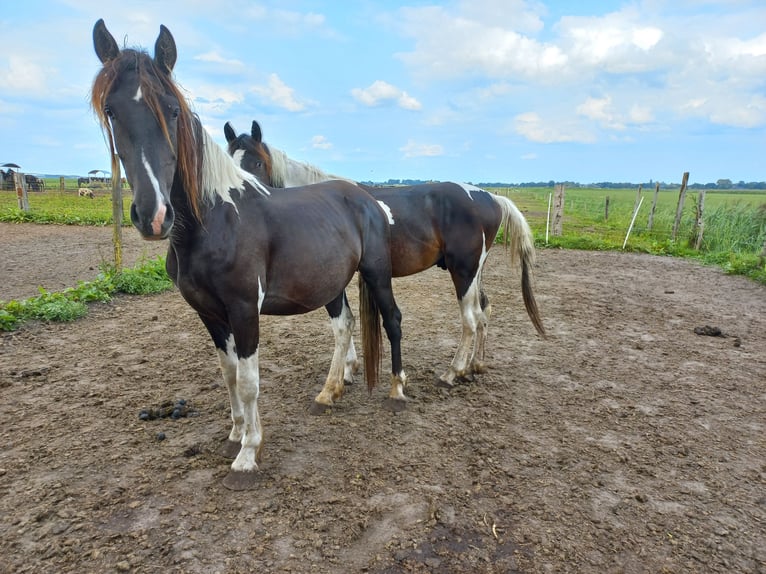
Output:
0 221 764 574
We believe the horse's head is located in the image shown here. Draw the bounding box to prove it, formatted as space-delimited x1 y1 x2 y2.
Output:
224 121 272 185
91 19 199 239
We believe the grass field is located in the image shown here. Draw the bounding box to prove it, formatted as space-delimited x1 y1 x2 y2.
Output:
2 184 765 283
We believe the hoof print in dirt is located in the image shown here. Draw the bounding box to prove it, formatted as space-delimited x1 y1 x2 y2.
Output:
138 399 195 421
222 470 260 491
308 401 333 416
219 440 241 460
382 397 408 412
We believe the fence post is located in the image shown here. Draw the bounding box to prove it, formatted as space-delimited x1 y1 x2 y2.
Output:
111 155 123 271
672 172 690 241
59 176 65 192
634 184 643 214
552 183 565 236
693 190 706 250
604 196 610 221
647 182 660 231
13 172 30 211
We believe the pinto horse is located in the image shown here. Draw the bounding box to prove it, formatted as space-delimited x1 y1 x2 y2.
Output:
91 20 405 490
225 120 545 387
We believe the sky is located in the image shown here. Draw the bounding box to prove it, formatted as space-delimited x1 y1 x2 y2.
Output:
0 1 764 186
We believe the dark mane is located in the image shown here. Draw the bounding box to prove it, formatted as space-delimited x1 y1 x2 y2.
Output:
91 49 204 220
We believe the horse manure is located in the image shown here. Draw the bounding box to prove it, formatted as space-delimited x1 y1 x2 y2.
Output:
138 399 195 421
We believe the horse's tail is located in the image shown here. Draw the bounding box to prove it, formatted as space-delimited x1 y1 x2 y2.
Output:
491 193 546 337
358 274 382 392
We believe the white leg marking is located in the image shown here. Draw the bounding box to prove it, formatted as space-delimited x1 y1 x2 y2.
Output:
218 334 243 444
389 370 408 400
315 299 353 405
231 350 262 473
442 234 488 384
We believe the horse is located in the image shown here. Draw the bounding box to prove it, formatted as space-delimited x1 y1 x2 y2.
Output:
91 19 405 490
225 120 545 387
78 187 95 199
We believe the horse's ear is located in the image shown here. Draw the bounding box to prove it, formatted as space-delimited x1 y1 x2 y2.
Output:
93 19 120 64
251 121 263 143
154 24 177 73
224 122 236 144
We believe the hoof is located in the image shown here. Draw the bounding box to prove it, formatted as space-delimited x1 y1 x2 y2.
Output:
309 401 332 416
222 469 259 491
435 376 457 389
220 439 241 459
382 397 408 412
471 362 488 375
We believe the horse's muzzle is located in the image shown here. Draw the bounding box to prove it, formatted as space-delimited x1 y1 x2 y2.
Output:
131 201 174 239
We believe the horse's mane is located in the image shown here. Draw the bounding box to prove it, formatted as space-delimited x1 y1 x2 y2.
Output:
268 147 353 188
92 49 268 220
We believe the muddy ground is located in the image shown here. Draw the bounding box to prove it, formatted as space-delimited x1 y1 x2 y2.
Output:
0 222 764 573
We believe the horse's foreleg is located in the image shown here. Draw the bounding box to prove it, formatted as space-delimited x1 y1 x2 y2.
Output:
340 292 360 383
216 333 244 459
219 301 265 491
200 318 242 459
311 294 354 415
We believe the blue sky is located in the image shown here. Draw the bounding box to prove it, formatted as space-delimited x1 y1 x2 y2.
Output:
1 0 764 185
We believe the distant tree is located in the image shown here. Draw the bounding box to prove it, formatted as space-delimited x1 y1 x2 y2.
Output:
716 178 733 189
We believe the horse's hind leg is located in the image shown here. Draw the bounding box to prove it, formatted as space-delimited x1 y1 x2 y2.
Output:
470 286 492 375
310 292 354 415
366 276 407 412
441 239 489 387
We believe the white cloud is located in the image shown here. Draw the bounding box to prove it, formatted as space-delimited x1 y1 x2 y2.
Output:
193 51 245 73
250 74 309 112
0 55 47 94
312 135 332 150
400 140 444 158
513 112 595 143
396 5 569 82
351 80 422 110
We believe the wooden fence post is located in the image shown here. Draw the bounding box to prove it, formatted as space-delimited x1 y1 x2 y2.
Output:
604 196 610 221
672 172 690 241
634 184 643 214
59 176 65 192
13 172 30 211
647 182 660 231
111 155 123 271
693 190 706 250
552 183 565 236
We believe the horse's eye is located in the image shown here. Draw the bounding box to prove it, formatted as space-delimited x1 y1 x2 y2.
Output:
104 105 114 118
172 107 180 119
255 161 263 168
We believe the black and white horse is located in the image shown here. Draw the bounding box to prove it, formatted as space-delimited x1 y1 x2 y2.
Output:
225 120 545 387
92 20 405 490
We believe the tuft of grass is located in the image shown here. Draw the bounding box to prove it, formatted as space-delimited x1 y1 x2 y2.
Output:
0 257 174 331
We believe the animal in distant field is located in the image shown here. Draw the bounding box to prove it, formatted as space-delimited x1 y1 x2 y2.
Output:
78 187 95 199
225 120 546 387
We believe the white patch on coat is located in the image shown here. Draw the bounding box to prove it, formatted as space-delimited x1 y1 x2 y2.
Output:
377 200 395 224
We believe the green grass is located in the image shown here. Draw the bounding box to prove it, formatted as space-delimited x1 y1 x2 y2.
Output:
0 256 173 331
0 188 132 225
0 185 763 331
495 187 766 283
